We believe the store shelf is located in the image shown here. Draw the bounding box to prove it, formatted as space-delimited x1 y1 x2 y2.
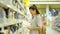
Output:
17 0 25 10
0 0 28 27
0 1 8 8
0 0 27 18
0 18 26 27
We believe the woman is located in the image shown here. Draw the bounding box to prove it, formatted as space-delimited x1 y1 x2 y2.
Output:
28 5 43 34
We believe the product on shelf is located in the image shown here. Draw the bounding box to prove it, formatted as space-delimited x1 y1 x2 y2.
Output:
4 26 9 30
0 7 3 18
4 8 9 18
0 7 4 23
14 12 25 19
50 9 59 17
20 0 24 3
0 28 1 31
9 9 12 18
10 25 17 33
17 4 20 9
14 12 19 19
52 12 60 31
0 26 10 34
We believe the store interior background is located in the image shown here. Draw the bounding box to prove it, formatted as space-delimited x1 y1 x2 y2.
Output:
35 4 60 34
30 0 60 34
0 0 60 34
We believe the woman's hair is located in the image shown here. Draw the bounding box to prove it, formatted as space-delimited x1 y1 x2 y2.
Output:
29 5 40 14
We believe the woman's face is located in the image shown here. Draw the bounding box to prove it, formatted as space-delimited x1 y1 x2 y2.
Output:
30 9 37 15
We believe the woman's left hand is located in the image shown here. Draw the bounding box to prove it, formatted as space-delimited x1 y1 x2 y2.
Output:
27 26 33 30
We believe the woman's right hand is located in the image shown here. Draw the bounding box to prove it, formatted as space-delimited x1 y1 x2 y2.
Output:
27 26 33 30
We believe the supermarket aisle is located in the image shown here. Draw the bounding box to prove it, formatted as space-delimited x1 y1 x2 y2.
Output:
46 27 60 34
46 23 60 34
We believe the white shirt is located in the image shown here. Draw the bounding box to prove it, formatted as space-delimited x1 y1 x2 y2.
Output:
30 14 42 34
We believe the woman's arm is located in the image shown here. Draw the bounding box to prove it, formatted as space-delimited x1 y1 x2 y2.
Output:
27 26 41 30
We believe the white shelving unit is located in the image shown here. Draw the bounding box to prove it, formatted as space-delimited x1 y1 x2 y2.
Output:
0 19 25 27
17 0 25 10
0 0 28 26
0 0 27 18
0 0 29 34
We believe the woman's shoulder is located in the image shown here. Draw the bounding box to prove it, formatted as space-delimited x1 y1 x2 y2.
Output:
36 14 41 19
37 14 41 17
36 14 42 21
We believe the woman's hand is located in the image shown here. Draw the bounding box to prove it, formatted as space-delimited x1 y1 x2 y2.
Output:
27 26 41 30
27 26 33 30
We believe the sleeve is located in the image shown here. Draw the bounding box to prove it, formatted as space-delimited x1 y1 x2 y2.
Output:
36 15 43 28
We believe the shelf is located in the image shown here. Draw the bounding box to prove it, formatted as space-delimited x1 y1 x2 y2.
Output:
17 0 25 10
0 0 27 18
0 18 27 27
0 0 28 27
0 1 8 8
